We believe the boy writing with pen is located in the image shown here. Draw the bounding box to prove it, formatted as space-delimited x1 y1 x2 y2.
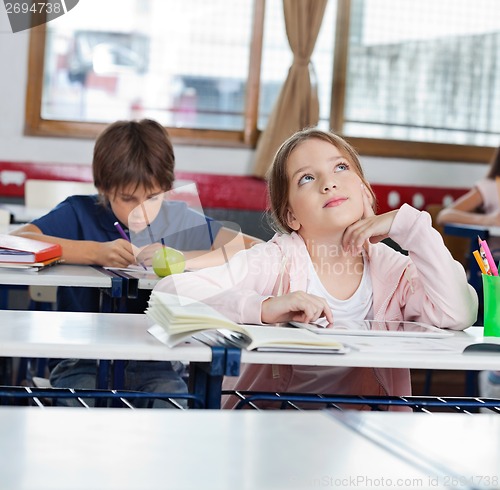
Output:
113 220 148 270
10 118 261 406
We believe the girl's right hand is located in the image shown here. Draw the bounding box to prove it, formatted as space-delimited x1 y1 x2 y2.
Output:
342 184 397 255
261 291 333 324
95 239 136 267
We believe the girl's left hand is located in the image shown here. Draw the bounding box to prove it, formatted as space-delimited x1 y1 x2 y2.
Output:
342 184 398 255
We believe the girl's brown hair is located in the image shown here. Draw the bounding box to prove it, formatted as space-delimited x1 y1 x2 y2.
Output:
267 128 376 234
93 119 175 200
486 146 500 179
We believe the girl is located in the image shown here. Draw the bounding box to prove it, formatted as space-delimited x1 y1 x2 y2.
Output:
437 145 500 254
154 128 478 408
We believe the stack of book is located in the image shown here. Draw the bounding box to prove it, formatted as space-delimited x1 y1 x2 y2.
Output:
0 234 63 271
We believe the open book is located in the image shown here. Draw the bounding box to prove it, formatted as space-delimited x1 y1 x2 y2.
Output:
146 291 347 353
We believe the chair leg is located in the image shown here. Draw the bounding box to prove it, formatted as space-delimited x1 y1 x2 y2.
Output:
423 370 433 395
465 371 478 396
16 358 29 385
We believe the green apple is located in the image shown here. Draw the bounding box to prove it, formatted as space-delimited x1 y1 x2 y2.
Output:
152 247 186 277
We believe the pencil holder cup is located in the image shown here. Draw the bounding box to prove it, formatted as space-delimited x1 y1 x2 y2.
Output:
482 274 500 337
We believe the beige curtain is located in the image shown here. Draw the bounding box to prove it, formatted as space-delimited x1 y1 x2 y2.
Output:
252 0 328 178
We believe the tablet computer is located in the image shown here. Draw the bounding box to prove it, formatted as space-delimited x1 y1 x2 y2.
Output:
289 320 453 338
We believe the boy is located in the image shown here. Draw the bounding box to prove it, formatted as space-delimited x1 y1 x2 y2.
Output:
12 119 256 406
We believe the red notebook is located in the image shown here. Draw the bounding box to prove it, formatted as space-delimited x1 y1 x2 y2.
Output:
0 234 62 263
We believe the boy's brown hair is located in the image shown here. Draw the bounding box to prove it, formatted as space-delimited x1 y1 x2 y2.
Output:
93 119 175 199
267 127 376 234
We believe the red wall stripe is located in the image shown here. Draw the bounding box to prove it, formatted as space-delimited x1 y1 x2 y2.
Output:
0 160 469 214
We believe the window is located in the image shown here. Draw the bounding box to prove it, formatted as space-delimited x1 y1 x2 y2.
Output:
27 0 266 144
26 0 499 162
334 0 500 161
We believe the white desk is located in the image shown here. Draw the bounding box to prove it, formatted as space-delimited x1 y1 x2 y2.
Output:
444 222 500 238
209 326 500 410
0 408 447 490
0 264 128 312
0 310 210 362
0 309 225 407
214 326 500 411
0 264 113 288
3 309 498 408
109 268 160 290
239 326 500 371
0 203 49 224
336 410 500 489
0 224 19 234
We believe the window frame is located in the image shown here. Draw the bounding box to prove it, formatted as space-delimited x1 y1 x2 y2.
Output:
25 0 494 163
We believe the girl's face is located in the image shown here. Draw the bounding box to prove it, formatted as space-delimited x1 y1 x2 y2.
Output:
286 138 365 241
108 183 165 232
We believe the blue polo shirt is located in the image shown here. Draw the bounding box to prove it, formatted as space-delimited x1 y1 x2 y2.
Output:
32 195 222 313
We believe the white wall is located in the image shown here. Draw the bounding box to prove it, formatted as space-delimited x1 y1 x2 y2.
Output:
0 12 488 188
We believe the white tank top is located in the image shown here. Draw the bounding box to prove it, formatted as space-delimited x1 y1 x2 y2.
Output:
288 253 375 384
306 252 374 326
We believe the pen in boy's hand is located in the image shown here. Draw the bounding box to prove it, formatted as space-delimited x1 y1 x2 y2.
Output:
114 221 129 241
114 221 147 270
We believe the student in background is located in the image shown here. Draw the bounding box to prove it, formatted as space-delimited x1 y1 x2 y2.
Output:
153 127 478 409
11 118 260 406
437 146 500 253
437 146 500 401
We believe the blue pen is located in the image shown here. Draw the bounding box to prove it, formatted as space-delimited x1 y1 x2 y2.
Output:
114 221 147 270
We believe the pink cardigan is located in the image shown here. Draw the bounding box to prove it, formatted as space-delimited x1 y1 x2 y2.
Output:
155 204 478 408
